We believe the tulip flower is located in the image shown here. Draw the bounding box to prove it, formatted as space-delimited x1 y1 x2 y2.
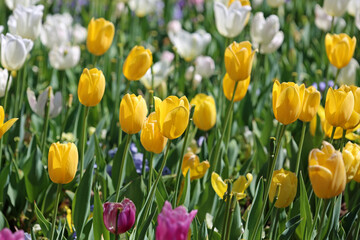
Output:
123 45 153 81
41 13 72 48
272 80 304 125
181 152 210 180
1 33 33 71
78 68 106 107
323 0 350 17
269 169 297 208
213 1 251 38
154 96 190 139
86 18 115 56
194 56 215 78
222 73 250 102
140 112 168 154
211 172 253 200
342 142 360 182
347 0 360 16
314 4 346 32
103 199 136 235
72 23 87 44
266 0 285 8
299 86 321 122
8 4 43 40
119 94 148 134
0 68 12 97
5 0 38 10
325 33 356 69
48 142 78 184
27 87 62 118
224 41 256 82
0 106 18 139
190 94 216 131
49 45 81 70
0 228 24 240
339 85 360 130
308 141 346 199
156 201 197 240
338 59 359 86
128 0 159 17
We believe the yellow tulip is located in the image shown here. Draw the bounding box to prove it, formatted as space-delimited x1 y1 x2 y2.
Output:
123 46 153 81
224 41 256 82
181 152 210 180
48 142 78 184
0 106 18 139
190 94 216 131
154 96 190 139
86 18 115 56
269 169 297 208
222 73 250 102
78 68 105 107
342 142 360 182
140 112 168 154
325 33 356 69
340 85 360 130
325 87 354 127
308 141 346 199
211 172 253 200
299 86 321 122
119 94 148 134
272 80 304 125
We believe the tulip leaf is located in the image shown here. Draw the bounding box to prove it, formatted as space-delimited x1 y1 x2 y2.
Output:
93 187 110 240
178 170 190 207
82 218 94 240
230 202 243 240
135 204 157 240
0 164 10 206
253 135 267 174
34 201 51 237
198 220 208 240
299 172 313 239
279 215 302 240
323 195 342 239
340 203 360 237
0 211 9 229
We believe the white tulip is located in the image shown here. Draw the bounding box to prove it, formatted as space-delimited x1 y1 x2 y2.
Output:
1 33 33 71
266 0 285 8
41 13 73 48
0 26 3 34
72 24 87 44
128 0 159 17
260 31 284 54
338 58 359 86
356 11 360 30
194 56 215 78
0 68 12 97
315 4 346 31
27 87 62 118
323 0 350 17
185 66 202 88
114 2 128 18
8 4 44 40
5 0 39 10
213 1 251 38
49 45 81 70
169 29 211 62
347 0 360 16
167 20 182 34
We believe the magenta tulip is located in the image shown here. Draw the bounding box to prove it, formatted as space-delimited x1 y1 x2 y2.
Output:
103 198 136 235
156 201 197 240
0 228 24 240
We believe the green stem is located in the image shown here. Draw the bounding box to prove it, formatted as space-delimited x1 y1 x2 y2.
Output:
355 214 360 240
309 198 323 239
224 192 237 240
115 133 132 202
330 126 336 144
269 208 280 240
295 122 306 176
79 106 90 180
340 129 346 152
151 64 154 91
316 199 330 240
41 88 52 161
147 152 154 194
3 71 11 114
221 182 232 240
50 184 62 240
333 68 340 87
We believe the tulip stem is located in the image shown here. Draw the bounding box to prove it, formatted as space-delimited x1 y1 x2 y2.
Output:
340 129 346 152
225 195 237 240
316 199 330 240
269 208 280 240
147 152 154 194
115 133 132 202
50 184 62 240
309 198 323 239
333 68 340 88
330 126 336 144
221 182 232 240
354 214 360 240
295 121 306 176
41 88 52 162
79 106 90 180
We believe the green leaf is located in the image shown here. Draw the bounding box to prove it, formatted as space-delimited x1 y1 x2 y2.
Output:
178 170 190 207
299 172 313 239
230 202 243 240
279 215 301 240
34 201 51 237
0 211 9 229
135 204 157 240
93 188 110 240
340 203 360 237
198 220 208 240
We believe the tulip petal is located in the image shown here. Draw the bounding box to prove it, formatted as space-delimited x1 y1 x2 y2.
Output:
211 172 227 199
0 118 17 139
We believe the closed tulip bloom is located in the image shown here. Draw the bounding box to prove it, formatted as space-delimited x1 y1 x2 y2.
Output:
224 41 256 82
0 228 24 240
78 68 106 107
48 142 78 184
272 80 304 125
325 33 356 69
123 46 153 81
325 87 354 127
323 0 350 17
0 106 18 139
269 169 297 208
140 112 167 154
49 45 80 70
223 73 250 102
86 18 115 56
342 142 360 182
340 85 360 130
156 201 197 240
308 141 346 199
181 152 210 180
119 94 148 134
27 87 62 118
190 94 216 131
211 172 253 200
299 86 321 122
103 199 136 234
154 96 190 139
1 33 33 71
0 68 12 97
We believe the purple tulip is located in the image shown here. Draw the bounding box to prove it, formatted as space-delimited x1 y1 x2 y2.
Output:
0 228 24 240
103 199 136 235
156 201 197 240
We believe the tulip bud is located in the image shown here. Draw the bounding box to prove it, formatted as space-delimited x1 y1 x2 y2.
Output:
140 112 168 154
269 169 297 208
325 33 356 69
211 172 253 200
342 142 360 182
190 94 216 131
156 201 197 240
48 142 78 184
103 199 136 235
222 73 250 102
86 18 115 56
325 86 354 127
123 46 153 81
78 68 106 107
154 96 190 139
181 152 210 180
299 86 321 122
308 141 346 199
119 94 148 134
272 80 304 125
224 41 256 82
0 68 12 97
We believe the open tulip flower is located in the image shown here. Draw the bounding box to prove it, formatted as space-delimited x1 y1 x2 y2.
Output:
27 87 62 118
269 169 297 208
103 199 136 235
325 33 356 69
181 152 210 180
211 172 253 200
86 18 115 56
0 106 18 139
123 45 153 81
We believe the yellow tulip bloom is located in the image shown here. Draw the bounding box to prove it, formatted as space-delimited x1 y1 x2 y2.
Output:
325 33 356 69
119 94 148 134
299 86 321 122
0 106 18 139
325 86 354 127
86 18 115 56
340 85 360 130
269 169 297 208
123 46 153 81
211 172 253 200
78 68 105 107
342 142 360 182
140 112 168 154
190 94 216 131
222 73 250 102
181 152 210 180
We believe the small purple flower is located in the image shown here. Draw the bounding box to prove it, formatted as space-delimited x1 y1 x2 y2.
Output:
319 81 326 92
0 228 24 240
133 153 149 174
312 82 318 90
108 148 118 158
328 80 335 88
130 143 138 154
197 136 205 147
106 165 112 176
103 199 136 235
173 5 183 20
162 166 171 176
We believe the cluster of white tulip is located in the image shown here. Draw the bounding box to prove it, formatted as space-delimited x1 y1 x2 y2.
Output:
128 0 162 17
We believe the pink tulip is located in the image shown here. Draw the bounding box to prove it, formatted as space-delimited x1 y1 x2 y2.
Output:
156 201 197 240
0 228 24 240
